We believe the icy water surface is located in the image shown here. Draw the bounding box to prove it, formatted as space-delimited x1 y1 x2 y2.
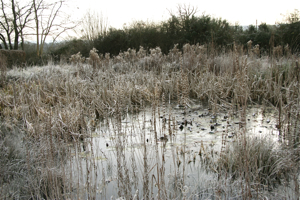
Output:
72 102 280 199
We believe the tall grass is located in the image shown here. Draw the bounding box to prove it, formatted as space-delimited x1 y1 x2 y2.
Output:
0 43 299 199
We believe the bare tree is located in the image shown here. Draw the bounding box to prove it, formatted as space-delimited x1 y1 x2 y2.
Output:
1 0 15 49
168 4 198 22
0 0 78 54
176 4 198 22
16 1 33 50
166 3 198 34
32 0 78 56
281 9 300 24
76 10 109 42
0 0 32 50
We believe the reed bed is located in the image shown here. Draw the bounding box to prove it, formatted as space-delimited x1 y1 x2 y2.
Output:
0 43 299 199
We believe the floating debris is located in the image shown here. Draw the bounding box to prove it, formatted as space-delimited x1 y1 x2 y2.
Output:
214 123 222 126
179 124 184 130
159 134 168 141
227 133 234 138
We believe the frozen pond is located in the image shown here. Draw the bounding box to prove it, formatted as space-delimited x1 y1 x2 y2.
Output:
70 101 280 199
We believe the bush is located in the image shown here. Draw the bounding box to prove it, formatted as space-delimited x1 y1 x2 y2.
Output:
50 39 92 63
94 28 129 56
0 53 7 87
0 50 26 68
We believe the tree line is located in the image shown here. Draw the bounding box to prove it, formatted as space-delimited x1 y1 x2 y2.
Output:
1 2 299 65
52 7 299 62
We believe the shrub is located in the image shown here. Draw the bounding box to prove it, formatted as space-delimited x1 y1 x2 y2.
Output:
0 53 7 87
50 39 92 63
0 50 26 68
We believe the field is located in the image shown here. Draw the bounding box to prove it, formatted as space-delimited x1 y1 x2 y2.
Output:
0 44 300 199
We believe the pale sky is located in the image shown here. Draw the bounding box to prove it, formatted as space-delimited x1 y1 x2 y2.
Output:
69 0 299 30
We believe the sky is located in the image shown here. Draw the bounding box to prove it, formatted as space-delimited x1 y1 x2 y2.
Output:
70 0 299 30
